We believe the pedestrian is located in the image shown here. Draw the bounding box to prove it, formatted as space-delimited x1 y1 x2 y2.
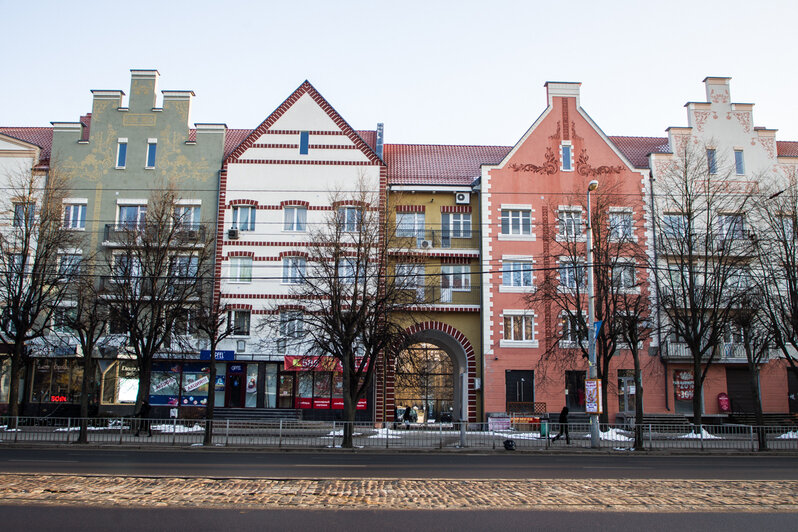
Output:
551 406 570 444
403 406 413 427
135 400 152 437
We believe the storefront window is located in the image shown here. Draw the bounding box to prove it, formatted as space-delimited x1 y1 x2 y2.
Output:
565 370 586 412
180 363 210 407
264 364 277 408
673 369 695 414
101 361 138 405
150 362 181 406
31 359 83 403
246 364 258 407
313 372 332 409
214 363 225 407
278 373 294 408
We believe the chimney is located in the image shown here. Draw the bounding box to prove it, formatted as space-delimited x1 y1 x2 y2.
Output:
704 77 731 104
375 123 384 160
544 81 581 107
129 69 160 112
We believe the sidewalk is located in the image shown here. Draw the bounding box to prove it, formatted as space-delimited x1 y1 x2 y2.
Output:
2 473 797 512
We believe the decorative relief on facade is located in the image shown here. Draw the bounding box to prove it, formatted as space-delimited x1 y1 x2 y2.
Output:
758 136 776 159
508 147 559 174
693 111 712 132
653 159 674 177
575 149 624 177
727 111 751 133
710 89 729 104
672 134 690 154
562 100 570 141
570 121 583 143
123 114 157 127
549 121 561 142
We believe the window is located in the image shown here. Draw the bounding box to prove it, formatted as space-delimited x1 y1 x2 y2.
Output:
282 257 306 284
58 254 82 279
663 214 686 238
63 204 86 229
283 207 307 231
278 311 303 353
174 205 200 230
299 131 309 155
719 214 745 240
396 212 425 238
503 314 535 342
229 310 250 336
724 324 744 345
609 212 633 240
396 263 425 299
170 255 198 279
338 257 364 285
559 261 586 290
558 209 582 238
441 265 470 291
232 206 255 231
442 213 472 238
108 310 127 335
338 207 362 232
780 215 795 240
500 210 532 235
9 253 26 275
116 139 127 168
229 257 252 283
118 205 147 229
173 309 197 337
561 314 583 344
502 261 533 287
13 203 34 228
734 150 745 175
707 148 717 174
113 254 141 279
146 139 157 168
52 307 77 334
561 143 573 171
612 263 636 289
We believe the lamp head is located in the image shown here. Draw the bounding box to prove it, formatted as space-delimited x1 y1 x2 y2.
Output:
588 180 599 192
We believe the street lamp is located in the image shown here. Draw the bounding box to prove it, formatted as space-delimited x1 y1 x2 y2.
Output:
586 179 600 449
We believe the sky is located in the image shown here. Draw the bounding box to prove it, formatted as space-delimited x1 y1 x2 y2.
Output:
2 0 797 146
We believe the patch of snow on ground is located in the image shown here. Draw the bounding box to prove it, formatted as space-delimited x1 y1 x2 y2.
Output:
678 428 722 439
151 423 203 433
777 431 798 439
367 428 403 439
600 428 634 442
324 429 363 437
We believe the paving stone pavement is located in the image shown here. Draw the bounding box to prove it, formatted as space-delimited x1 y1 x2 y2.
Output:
1 474 798 512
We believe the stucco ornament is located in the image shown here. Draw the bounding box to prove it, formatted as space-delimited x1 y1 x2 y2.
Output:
575 149 624 177
508 147 559 174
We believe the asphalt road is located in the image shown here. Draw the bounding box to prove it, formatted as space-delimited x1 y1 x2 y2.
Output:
1 447 797 479
0 506 794 532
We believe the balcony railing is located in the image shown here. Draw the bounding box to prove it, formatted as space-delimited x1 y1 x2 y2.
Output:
398 284 481 307
661 341 760 363
104 224 207 245
394 229 480 251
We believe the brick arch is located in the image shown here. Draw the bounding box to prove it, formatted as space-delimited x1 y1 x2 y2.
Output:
382 321 477 423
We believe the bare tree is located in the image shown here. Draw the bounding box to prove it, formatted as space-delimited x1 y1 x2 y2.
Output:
528 178 652 426
0 164 80 423
652 142 756 427
101 182 213 413
262 178 417 448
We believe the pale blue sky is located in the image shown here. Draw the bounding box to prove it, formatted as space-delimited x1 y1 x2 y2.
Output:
2 0 797 145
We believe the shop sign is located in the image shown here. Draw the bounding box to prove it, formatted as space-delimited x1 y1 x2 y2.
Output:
296 397 313 409
228 364 245 374
214 376 225 391
489 417 511 431
50 395 68 403
357 398 367 410
313 398 331 409
674 370 694 400
332 398 344 410
199 350 235 361
153 376 177 393
585 379 603 414
284 356 341 372
184 375 209 392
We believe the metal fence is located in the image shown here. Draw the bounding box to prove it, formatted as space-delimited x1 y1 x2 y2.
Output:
1 417 797 451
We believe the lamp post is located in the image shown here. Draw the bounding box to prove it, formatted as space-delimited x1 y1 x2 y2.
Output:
586 179 600 448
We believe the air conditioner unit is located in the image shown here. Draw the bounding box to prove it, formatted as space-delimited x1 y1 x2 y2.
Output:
419 239 434 249
455 192 470 205
227 228 240 240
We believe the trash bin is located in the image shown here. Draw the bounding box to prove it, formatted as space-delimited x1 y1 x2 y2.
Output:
540 419 549 438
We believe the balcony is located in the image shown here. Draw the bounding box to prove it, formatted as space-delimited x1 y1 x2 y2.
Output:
103 224 207 246
393 229 480 252
398 284 481 309
661 341 765 364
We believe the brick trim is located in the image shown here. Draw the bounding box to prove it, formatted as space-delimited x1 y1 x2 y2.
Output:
279 250 309 259
440 256 472 264
280 200 310 208
277 304 305 312
228 251 254 258
229 199 258 206
226 303 252 311
395 204 425 213
441 205 472 213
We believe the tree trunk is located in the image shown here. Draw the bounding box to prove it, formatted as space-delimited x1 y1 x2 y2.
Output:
633 350 644 450
599 357 610 425
78 350 95 444
7 344 25 427
692 359 703 431
748 365 766 451
204 341 218 446
136 362 152 412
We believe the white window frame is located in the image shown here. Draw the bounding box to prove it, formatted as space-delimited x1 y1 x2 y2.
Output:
663 213 686 239
145 138 157 169
500 310 538 348
57 253 82 280
63 202 87 230
174 205 201 230
338 206 362 232
117 203 147 229
560 312 586 348
557 207 583 240
441 264 470 292
442 212 472 238
232 206 256 231
396 263 425 300
719 213 746 240
560 141 573 172
500 208 533 238
608 210 634 241
228 257 252 283
396 212 425 238
500 259 534 293
283 206 307 232
229 310 251 337
734 149 745 175
559 259 586 291
611 262 637 291
282 257 306 284
116 138 128 169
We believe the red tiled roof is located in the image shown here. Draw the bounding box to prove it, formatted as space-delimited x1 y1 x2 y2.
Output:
0 127 53 162
608 136 670 169
223 129 252 159
385 144 511 185
777 141 798 157
356 130 377 154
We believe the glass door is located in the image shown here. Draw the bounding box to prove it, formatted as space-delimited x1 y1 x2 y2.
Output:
618 370 636 413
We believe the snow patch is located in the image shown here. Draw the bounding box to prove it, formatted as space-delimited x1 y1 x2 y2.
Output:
151 423 203 433
678 428 722 439
777 431 798 440
600 428 634 442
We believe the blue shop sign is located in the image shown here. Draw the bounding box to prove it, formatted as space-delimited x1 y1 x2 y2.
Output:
199 350 236 361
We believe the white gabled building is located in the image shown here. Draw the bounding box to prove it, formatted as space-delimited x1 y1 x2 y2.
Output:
216 81 384 417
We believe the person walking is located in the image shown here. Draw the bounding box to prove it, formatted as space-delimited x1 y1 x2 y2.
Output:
551 406 570 444
134 400 152 437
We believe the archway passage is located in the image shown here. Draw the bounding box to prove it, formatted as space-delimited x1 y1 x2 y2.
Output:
394 343 454 423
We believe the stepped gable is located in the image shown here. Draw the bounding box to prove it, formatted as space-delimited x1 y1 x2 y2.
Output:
385 144 511 185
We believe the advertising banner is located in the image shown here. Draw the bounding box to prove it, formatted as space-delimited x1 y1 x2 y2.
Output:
585 379 603 414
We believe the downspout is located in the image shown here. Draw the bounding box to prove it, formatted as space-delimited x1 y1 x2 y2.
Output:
648 169 669 411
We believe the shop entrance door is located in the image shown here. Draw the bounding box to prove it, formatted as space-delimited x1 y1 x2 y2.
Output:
225 364 246 408
618 370 636 413
505 370 533 413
